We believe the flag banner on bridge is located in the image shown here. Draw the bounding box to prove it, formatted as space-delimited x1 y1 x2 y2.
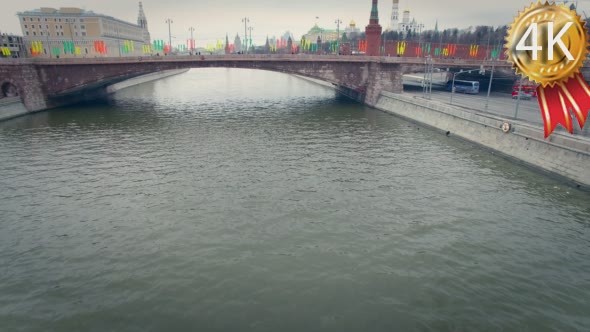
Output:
122 40 134 54
0 47 10 56
94 41 107 54
63 41 75 54
153 40 164 52
30 41 43 56
506 2 590 137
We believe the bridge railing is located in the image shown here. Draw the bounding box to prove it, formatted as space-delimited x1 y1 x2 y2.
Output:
1 54 513 68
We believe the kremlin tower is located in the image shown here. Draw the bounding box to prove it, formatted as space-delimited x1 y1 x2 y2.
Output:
365 0 382 56
390 0 400 32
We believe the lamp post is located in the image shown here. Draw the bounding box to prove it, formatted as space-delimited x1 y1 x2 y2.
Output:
485 26 493 60
67 19 76 57
248 26 253 53
485 62 495 110
417 23 425 46
44 27 51 58
242 17 249 54
514 80 523 119
116 27 121 57
423 55 434 98
335 18 342 50
165 18 173 54
189 26 195 54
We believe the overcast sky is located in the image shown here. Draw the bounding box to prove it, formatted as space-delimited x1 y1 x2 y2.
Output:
1 0 586 45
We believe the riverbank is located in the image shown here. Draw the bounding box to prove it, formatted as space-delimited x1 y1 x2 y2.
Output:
0 68 189 122
374 92 590 189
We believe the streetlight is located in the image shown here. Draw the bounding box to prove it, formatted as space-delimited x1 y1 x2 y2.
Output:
417 23 425 46
67 19 76 57
242 17 249 54
485 26 493 60
189 26 195 54
485 61 495 110
423 55 434 98
116 26 121 57
165 18 173 54
248 26 254 53
43 26 51 58
514 80 523 119
335 18 342 50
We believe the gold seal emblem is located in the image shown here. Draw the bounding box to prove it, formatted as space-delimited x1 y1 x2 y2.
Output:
505 2 588 87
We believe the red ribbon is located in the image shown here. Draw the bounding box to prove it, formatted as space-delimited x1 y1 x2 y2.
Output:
537 73 590 137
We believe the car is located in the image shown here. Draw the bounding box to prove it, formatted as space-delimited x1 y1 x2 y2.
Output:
511 91 533 100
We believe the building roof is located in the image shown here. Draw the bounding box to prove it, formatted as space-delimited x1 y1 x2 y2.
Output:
306 24 337 35
17 7 141 29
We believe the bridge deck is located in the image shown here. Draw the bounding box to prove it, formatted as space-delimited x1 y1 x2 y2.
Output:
0 54 512 68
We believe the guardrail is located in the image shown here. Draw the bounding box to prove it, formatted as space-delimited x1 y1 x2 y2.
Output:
0 54 514 67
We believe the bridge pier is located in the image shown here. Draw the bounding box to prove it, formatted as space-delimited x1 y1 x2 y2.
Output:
363 62 404 106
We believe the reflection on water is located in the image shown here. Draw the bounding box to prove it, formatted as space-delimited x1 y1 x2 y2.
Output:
0 69 589 331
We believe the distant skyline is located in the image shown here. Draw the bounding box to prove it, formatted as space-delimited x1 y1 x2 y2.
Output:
1 0 587 46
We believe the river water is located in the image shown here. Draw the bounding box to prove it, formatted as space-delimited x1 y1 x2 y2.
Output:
1 69 589 331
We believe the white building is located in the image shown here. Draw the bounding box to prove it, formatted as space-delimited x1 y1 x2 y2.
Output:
389 0 399 32
17 3 151 58
388 1 423 35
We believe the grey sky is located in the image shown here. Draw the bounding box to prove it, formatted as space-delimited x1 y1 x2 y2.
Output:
0 0 585 45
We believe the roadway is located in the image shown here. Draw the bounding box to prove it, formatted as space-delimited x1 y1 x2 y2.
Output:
403 86 590 137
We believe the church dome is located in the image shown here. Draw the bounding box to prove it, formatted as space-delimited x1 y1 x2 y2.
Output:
349 20 356 27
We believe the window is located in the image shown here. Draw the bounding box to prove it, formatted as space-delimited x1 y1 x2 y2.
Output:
23 17 26 21
45 18 47 22
30 18 33 21
39 25 42 28
81 25 85 29
82 32 86 36
24 25 27 28
60 25 62 29
80 19 84 22
37 18 40 21
46 25 48 29
75 32 78 36
33 32 36 36
40 32 43 36
25 31 29 35
85 48 88 54
58 19 61 22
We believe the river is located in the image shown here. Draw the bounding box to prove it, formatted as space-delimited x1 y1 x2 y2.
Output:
0 68 589 331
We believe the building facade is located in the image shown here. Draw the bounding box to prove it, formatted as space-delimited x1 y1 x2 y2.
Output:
17 3 151 58
387 1 422 35
0 33 27 58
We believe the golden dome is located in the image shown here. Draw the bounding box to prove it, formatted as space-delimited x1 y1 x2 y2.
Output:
349 20 356 27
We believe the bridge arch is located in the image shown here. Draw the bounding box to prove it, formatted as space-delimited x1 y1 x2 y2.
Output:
1 81 19 98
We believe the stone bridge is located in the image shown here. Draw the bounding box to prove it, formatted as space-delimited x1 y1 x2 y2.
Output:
0 54 513 112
